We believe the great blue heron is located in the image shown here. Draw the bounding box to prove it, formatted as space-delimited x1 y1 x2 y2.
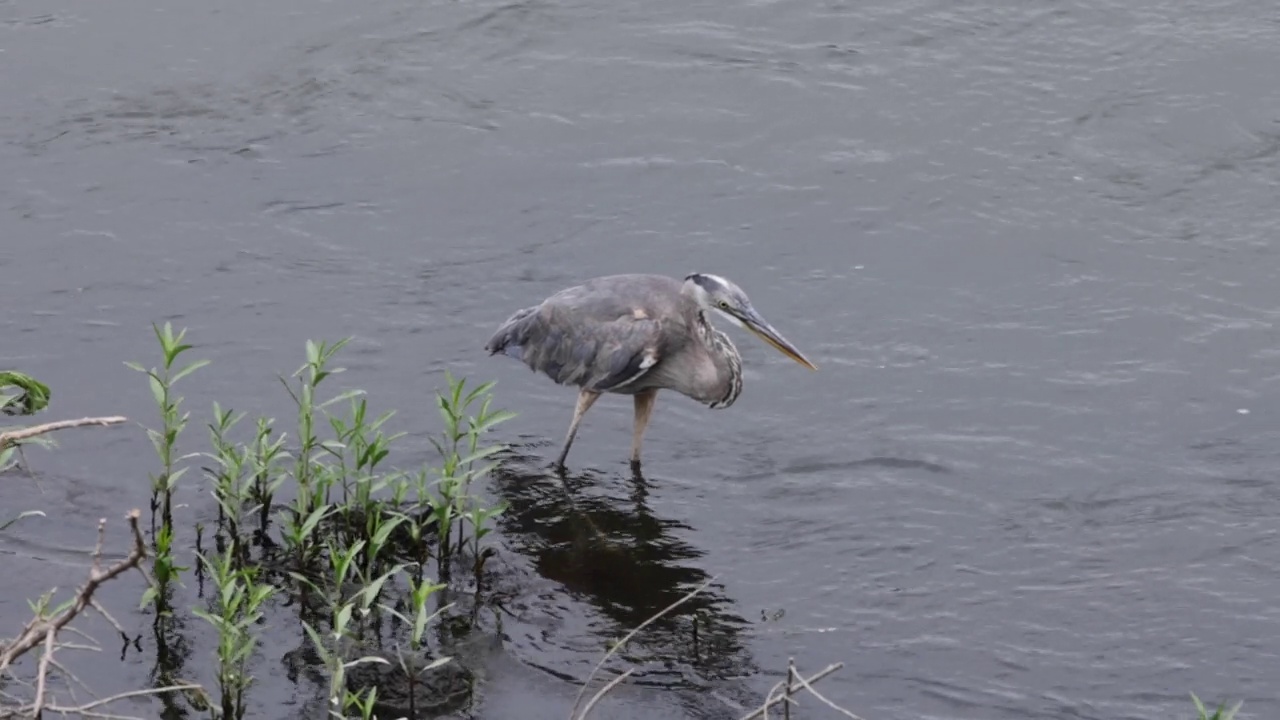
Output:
484 273 817 471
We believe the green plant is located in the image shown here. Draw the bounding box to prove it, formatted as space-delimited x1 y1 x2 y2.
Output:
1191 693 1243 720
128 322 207 646
122 329 519 718
0 371 54 471
125 321 208 530
0 510 46 532
249 416 288 537
0 371 51 416
382 576 450 719
141 519 188 615
192 547 274 720
426 372 513 570
280 338 360 514
205 402 252 563
280 503 334 598
277 339 361 581
302 595 388 720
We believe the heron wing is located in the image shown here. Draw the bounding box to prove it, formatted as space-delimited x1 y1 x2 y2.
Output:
485 278 680 392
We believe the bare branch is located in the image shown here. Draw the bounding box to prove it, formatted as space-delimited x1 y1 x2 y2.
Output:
787 662 867 720
575 669 634 720
760 677 797 720
570 576 716 720
0 510 178 719
0 416 128 450
0 510 146 670
44 683 202 715
55 626 97 647
88 599 127 642
738 663 845 720
48 658 91 702
32 630 56 716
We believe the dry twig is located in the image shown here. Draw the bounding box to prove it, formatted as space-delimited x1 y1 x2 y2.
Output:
44 683 204 716
567 574 869 720
0 416 128 451
787 660 867 720
0 509 191 719
738 662 847 720
570 576 717 720
576 668 635 720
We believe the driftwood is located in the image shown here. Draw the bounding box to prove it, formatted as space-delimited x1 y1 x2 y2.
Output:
0 416 128 451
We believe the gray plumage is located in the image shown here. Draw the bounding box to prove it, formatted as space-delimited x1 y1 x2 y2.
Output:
486 274 739 406
485 272 816 471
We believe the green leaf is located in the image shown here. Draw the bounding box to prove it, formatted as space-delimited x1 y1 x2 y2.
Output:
167 343 194 368
0 371 52 416
148 373 165 409
463 380 496 408
288 571 323 597
419 656 453 673
334 603 353 635
359 565 403 609
450 374 465 410
299 505 334 539
457 445 503 468
369 515 405 549
0 509 47 532
302 622 332 664
436 394 457 428
377 603 413 629
474 410 517 433
171 358 211 385
342 656 391 669
319 389 365 411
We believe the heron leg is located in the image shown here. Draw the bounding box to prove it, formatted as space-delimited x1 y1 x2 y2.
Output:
555 388 601 470
630 388 658 472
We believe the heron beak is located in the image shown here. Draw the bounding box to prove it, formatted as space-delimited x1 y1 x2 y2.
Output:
741 307 818 370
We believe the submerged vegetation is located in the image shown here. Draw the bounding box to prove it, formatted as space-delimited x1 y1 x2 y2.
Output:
0 327 1250 719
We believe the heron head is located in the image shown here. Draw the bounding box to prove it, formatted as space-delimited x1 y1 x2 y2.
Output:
684 273 818 370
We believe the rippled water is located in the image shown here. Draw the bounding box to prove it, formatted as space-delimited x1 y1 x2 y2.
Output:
4 0 1280 717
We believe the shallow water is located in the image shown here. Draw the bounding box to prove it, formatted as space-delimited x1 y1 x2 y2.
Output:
4 0 1280 717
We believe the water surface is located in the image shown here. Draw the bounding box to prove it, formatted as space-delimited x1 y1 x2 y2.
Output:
3 0 1280 717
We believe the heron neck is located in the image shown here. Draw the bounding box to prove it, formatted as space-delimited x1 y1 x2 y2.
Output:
696 311 743 409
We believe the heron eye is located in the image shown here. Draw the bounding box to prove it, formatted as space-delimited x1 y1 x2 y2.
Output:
718 300 730 309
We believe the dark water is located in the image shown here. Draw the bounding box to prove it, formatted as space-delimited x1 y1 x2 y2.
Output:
4 0 1280 717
